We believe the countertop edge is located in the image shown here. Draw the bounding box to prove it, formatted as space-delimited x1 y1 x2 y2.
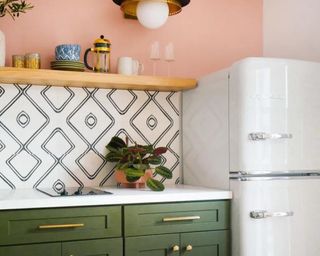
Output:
0 185 232 211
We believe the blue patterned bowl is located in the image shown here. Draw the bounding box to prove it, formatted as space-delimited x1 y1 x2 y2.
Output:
55 44 81 61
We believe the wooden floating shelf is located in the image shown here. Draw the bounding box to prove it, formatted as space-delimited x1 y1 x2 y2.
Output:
0 67 197 92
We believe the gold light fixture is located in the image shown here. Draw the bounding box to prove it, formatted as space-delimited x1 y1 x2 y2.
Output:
113 0 190 29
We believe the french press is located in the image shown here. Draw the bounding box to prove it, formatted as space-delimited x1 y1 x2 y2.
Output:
84 35 111 73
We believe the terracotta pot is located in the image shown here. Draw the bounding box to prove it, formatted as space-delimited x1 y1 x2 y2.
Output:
115 169 153 188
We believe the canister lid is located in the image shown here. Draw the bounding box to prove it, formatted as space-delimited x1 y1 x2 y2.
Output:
94 35 111 52
25 53 40 58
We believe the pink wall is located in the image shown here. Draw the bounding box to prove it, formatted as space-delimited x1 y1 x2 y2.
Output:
0 0 262 78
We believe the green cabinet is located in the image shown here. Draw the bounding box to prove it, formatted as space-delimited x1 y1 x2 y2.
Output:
124 201 230 256
0 200 230 256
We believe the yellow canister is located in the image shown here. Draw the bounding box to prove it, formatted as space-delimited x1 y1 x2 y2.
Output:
12 55 25 68
25 53 41 69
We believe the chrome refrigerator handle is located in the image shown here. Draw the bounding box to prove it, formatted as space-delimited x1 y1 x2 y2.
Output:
250 210 294 219
249 132 293 141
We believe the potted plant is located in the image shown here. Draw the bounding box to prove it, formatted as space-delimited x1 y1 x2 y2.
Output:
105 136 172 191
0 0 34 19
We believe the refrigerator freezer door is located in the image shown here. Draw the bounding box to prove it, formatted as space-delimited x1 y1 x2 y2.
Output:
229 58 320 172
231 178 320 256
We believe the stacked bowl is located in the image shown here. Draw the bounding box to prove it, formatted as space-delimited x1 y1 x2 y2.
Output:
51 44 85 71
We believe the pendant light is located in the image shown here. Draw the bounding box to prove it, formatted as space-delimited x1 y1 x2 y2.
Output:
113 0 190 29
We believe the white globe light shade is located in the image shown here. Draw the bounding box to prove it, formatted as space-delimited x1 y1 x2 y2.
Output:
136 1 169 29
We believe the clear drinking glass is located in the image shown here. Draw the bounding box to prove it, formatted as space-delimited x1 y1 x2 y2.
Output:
150 41 160 76
165 42 175 77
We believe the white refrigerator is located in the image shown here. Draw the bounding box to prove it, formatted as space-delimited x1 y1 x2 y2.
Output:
183 57 320 256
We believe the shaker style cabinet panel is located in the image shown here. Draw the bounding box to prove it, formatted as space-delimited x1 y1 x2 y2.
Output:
0 243 61 256
62 238 123 256
0 206 121 245
180 230 230 256
125 234 180 256
125 201 230 256
125 231 229 256
124 201 230 237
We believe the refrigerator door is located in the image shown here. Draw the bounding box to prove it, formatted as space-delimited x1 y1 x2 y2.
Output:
229 58 320 173
231 178 320 256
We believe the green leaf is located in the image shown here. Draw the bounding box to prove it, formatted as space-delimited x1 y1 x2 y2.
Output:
106 136 126 151
133 164 149 170
105 152 123 162
141 145 153 153
155 166 172 179
124 168 145 179
117 162 129 170
126 175 141 182
147 156 162 165
146 178 164 191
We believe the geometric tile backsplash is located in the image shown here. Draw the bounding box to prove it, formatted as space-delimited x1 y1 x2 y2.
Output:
0 83 181 189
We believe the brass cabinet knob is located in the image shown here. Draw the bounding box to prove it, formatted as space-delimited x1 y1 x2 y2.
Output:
186 244 193 251
172 245 180 252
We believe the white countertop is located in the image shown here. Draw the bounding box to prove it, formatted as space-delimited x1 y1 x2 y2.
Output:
0 185 232 210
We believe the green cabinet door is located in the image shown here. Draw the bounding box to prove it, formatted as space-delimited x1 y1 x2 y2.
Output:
62 238 122 256
180 231 230 256
126 234 180 256
0 242 61 256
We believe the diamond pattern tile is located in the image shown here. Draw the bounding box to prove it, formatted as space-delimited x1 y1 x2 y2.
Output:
7 149 41 180
0 93 48 144
0 140 5 152
131 92 173 145
41 86 75 113
42 128 75 159
107 89 137 115
0 84 181 189
0 86 4 97
77 149 105 178
68 97 114 144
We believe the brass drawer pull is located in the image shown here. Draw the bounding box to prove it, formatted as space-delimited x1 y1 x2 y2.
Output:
162 216 200 222
38 223 85 229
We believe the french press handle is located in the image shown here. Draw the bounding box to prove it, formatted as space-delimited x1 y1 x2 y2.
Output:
84 48 94 71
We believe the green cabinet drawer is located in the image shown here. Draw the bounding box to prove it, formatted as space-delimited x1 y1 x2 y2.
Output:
0 206 121 245
62 238 123 256
124 201 230 236
0 242 61 256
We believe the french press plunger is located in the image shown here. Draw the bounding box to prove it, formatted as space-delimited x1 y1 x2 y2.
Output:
84 35 111 73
